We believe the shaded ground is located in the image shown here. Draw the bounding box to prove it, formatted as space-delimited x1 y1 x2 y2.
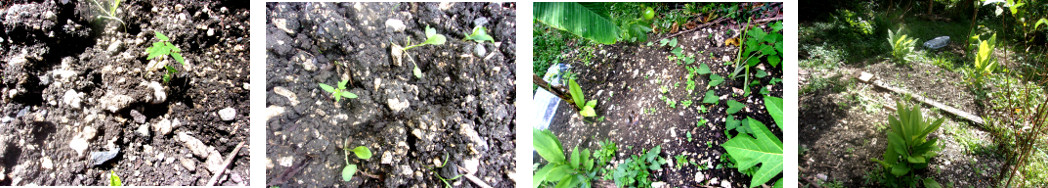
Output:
0 0 250 186
264 2 516 187
545 4 783 187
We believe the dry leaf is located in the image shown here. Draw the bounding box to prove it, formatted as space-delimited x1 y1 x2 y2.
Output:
724 37 739 47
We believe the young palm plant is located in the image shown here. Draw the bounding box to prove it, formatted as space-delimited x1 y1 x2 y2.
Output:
871 102 942 187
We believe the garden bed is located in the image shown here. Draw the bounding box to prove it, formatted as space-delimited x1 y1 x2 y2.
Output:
542 3 783 187
0 0 250 186
264 2 516 187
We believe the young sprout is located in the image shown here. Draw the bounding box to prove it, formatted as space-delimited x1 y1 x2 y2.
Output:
462 26 494 43
342 146 373 181
146 31 186 83
319 79 358 103
109 170 122 186
402 25 447 51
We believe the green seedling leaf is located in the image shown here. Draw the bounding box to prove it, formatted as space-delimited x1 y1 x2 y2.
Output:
319 83 336 93
414 65 423 78
568 78 585 110
708 74 724 89
352 146 372 159
722 118 783 188
726 100 744 114
110 170 122 186
764 96 783 128
342 164 358 181
697 64 711 75
702 90 719 104
463 26 494 43
533 129 565 164
756 70 767 78
669 38 678 47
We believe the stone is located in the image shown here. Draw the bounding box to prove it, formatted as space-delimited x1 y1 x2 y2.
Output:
178 132 214 158
720 180 731 188
272 86 298 106
651 181 667 188
473 44 486 57
130 110 146 124
219 107 236 121
858 72 875 82
385 19 406 32
462 157 479 174
148 81 166 104
695 170 705 183
136 123 150 137
180 157 196 172
100 93 134 113
381 151 393 164
816 173 828 181
41 156 53 170
106 40 123 55
91 147 120 166
387 98 409 113
205 151 224 173
69 126 96 157
153 118 174 136
63 89 82 108
272 18 295 34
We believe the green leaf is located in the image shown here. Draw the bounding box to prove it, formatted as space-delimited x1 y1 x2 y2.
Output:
110 171 122 186
767 56 780 67
568 78 585 109
342 164 357 181
726 100 744 114
890 164 910 177
702 90 718 104
464 26 494 43
708 74 724 89
534 2 620 44
697 64 711 75
414 65 423 78
155 31 169 41
721 118 782 188
319 83 336 93
764 96 783 128
581 106 597 117
352 146 372 159
668 38 678 47
171 53 185 65
534 129 565 164
424 33 447 46
924 178 942 188
533 164 555 187
342 91 358 99
569 146 581 169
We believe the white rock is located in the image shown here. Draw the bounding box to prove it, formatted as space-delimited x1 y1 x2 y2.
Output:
62 89 82 108
106 40 123 55
272 18 295 34
219 107 236 121
99 93 134 113
721 180 731 188
205 151 224 173
695 170 705 183
272 87 298 106
387 98 409 113
180 157 196 172
385 19 406 32
178 132 213 158
41 156 53 170
69 126 96 157
651 181 667 188
462 157 480 174
153 118 173 136
136 123 150 137
381 151 393 164
148 81 166 104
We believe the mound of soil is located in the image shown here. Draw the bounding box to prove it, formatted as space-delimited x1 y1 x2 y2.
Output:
264 2 516 187
799 61 1002 187
0 0 250 186
545 4 783 187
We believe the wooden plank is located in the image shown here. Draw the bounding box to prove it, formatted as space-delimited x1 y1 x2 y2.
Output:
858 72 985 125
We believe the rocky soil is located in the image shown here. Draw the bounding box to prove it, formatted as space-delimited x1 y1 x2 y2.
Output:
265 2 516 187
0 0 250 186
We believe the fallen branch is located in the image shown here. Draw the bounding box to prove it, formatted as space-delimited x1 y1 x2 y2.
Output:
207 141 245 186
857 72 985 125
462 174 493 188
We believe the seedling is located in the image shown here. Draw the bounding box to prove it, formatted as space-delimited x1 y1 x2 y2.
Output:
429 154 463 188
89 0 126 27
146 31 186 83
462 26 494 43
402 25 447 51
319 79 358 103
109 170 122 186
342 146 373 181
568 77 598 117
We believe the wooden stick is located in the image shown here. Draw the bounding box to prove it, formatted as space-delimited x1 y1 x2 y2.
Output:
206 141 245 186
462 174 493 188
534 74 580 111
857 72 985 125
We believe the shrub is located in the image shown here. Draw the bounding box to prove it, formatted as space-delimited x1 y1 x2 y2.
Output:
613 145 667 188
533 129 598 188
871 102 943 183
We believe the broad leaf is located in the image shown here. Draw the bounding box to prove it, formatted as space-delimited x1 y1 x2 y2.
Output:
352 146 372 159
464 26 494 43
342 91 358 99
319 83 336 93
727 100 744 114
342 164 358 181
534 129 565 164
721 118 782 188
535 2 620 44
702 90 718 104
568 78 585 110
110 171 122 186
697 64 711 75
708 74 724 89
764 96 783 128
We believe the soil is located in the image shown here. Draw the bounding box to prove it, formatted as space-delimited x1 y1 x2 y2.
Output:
264 2 516 187
0 0 250 186
799 58 1003 187
544 3 783 187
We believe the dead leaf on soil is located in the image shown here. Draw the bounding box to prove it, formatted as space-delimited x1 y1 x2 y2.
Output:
724 37 739 47
671 22 680 33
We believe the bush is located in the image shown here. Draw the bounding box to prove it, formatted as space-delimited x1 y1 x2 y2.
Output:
871 102 943 186
887 28 917 64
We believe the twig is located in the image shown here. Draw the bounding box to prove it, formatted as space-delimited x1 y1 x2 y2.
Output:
462 174 493 188
533 75 580 111
206 141 245 186
857 72 985 124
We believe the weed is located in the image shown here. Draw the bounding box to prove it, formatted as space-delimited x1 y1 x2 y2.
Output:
534 129 599 187
686 131 692 142
146 31 186 84
871 102 943 186
721 118 783 187
887 28 917 64
613 146 667 188
568 77 598 117
319 79 358 103
430 154 463 188
403 25 447 51
89 0 126 27
463 26 494 43
674 155 689 169
109 170 122 186
342 146 373 181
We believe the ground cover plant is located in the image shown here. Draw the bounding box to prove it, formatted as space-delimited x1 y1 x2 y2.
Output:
265 2 516 187
534 2 783 187
0 0 249 185
800 0 1048 186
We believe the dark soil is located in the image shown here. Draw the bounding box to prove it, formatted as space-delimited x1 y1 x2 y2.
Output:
264 2 516 187
545 4 783 187
0 0 250 186
799 59 1002 187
